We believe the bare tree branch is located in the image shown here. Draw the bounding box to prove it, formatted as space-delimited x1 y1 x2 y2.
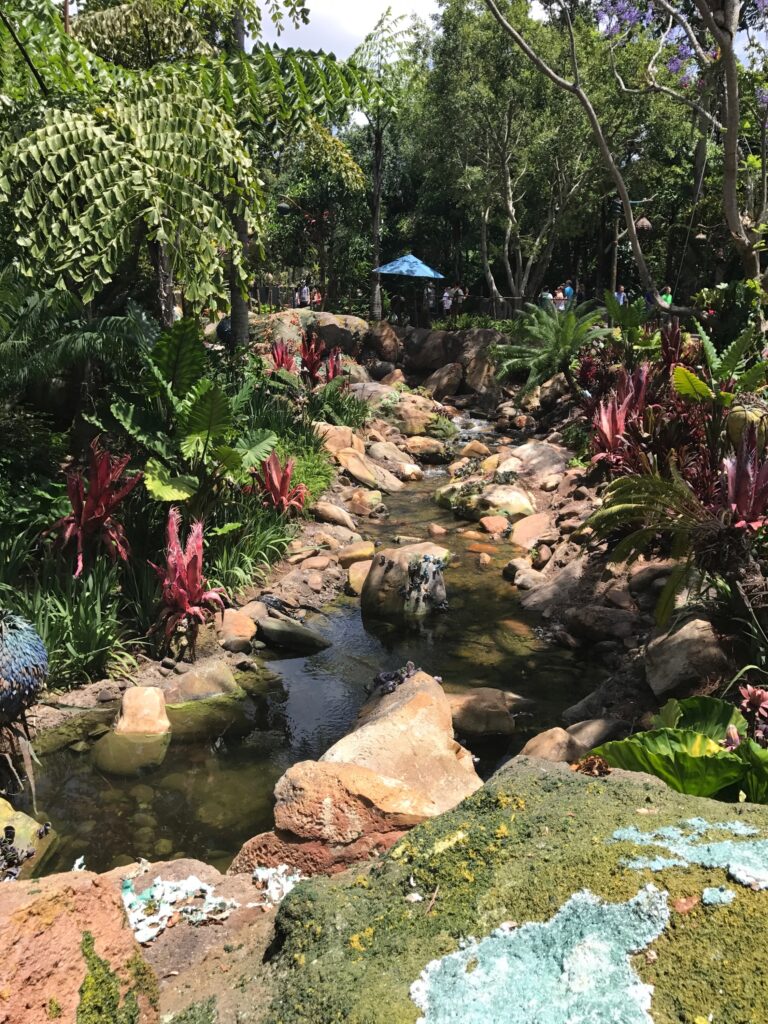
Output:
0 10 48 96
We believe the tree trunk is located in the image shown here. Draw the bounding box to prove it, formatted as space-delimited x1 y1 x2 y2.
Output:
148 239 174 328
480 208 504 315
370 121 384 322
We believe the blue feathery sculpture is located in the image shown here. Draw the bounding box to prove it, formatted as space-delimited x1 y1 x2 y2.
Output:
0 611 48 727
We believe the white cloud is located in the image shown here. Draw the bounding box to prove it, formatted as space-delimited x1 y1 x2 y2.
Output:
261 0 439 58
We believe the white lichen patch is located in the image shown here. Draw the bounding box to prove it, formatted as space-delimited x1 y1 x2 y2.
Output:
410 885 669 1023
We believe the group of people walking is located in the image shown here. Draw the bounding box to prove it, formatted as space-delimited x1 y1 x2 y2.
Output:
539 280 579 310
439 283 469 317
292 282 323 310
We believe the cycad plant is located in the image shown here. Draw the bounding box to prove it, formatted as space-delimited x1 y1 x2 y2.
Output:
491 302 612 395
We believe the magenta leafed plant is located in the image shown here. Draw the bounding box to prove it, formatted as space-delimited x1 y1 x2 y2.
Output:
723 426 768 530
326 347 344 382
270 340 296 373
150 508 226 659
51 439 142 577
591 365 649 472
740 684 768 719
300 332 326 387
252 452 308 515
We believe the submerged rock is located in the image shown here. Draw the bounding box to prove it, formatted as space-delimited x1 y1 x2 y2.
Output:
91 731 171 776
0 798 57 879
447 687 533 737
257 617 331 653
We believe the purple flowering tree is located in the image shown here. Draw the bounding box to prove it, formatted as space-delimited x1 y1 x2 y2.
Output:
484 0 768 290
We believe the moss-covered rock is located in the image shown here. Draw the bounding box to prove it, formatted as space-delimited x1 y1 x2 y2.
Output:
268 757 768 1024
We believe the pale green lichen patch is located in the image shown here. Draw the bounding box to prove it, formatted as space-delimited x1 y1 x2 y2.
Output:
410 886 669 1024
613 818 768 888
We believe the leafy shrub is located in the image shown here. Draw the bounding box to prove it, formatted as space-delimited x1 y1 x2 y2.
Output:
206 512 293 596
308 378 369 430
1 561 136 689
595 694 768 803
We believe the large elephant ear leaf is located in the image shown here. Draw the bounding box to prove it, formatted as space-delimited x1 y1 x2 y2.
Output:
151 319 206 397
652 696 748 740
179 384 233 460
143 458 198 501
594 728 745 798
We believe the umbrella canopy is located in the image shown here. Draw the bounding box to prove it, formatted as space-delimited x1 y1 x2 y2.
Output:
372 254 444 279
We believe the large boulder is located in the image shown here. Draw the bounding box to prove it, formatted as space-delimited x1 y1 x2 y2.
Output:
564 605 641 642
368 321 403 363
258 616 331 653
0 869 157 1024
645 618 731 697
160 662 240 704
403 435 447 463
361 541 450 620
230 673 481 876
313 311 370 356
502 439 569 488
336 447 404 494
477 484 536 521
456 328 502 396
424 362 464 401
313 422 365 456
520 726 589 762
404 330 461 371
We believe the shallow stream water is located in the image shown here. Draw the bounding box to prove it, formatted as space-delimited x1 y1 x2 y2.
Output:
27 418 599 875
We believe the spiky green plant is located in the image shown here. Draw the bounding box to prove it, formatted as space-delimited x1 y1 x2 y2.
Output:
491 302 612 394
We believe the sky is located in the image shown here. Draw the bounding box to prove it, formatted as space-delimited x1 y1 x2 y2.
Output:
261 0 440 58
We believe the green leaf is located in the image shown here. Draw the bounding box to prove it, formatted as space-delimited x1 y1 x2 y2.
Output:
109 400 172 459
144 458 198 501
654 561 692 627
179 384 232 461
719 326 757 380
695 319 719 376
151 319 206 397
672 365 715 402
595 728 745 797
734 361 768 394
736 739 768 803
652 696 748 740
233 430 278 472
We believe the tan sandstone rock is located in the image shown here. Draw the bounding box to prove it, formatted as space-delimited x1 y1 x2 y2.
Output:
361 541 450 620
114 686 170 736
347 559 373 595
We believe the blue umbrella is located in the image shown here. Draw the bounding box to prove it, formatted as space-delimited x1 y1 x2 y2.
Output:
372 254 445 279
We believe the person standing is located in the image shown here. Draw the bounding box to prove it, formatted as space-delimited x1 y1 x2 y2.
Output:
660 285 673 307
554 285 566 311
564 279 574 305
614 284 627 306
441 286 453 317
312 286 322 310
540 286 554 308
299 281 310 308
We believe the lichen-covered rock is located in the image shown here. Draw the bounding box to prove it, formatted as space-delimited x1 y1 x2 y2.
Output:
267 757 768 1024
257 616 330 653
361 542 450 620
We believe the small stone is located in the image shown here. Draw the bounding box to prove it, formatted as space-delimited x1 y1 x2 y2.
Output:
339 541 376 567
540 475 561 492
428 523 448 538
161 656 177 670
129 784 154 802
69 740 90 753
460 440 491 458
480 515 509 536
532 545 552 570
307 572 324 593
478 553 492 568
301 555 333 571
173 661 191 675
97 684 120 703
234 656 258 672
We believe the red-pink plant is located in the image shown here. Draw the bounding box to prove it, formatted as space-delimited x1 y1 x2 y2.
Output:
251 452 308 514
592 364 650 472
723 425 768 530
740 683 768 719
326 347 344 382
150 508 226 659
270 340 296 373
300 332 326 387
51 438 142 577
